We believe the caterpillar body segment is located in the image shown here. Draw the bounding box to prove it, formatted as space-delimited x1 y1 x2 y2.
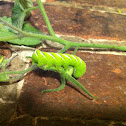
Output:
32 49 86 78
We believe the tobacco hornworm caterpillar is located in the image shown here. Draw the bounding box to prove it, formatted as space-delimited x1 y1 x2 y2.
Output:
32 49 86 78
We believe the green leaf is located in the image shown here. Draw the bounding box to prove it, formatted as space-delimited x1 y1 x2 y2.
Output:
19 0 33 19
12 0 33 30
19 0 33 9
0 56 4 67
11 4 25 30
0 16 17 33
0 31 16 38
0 16 44 46
0 16 12 31
9 23 44 46
0 23 3 28
0 73 10 82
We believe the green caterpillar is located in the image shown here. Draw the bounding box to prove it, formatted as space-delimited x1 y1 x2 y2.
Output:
32 49 86 78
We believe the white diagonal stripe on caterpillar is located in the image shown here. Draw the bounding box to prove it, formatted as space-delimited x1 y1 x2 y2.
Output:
40 52 46 58
78 57 83 65
47 52 56 60
63 54 72 60
70 55 78 62
56 53 65 60
35 50 38 57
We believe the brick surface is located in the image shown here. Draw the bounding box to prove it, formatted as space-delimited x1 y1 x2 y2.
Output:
31 3 126 41
56 0 126 8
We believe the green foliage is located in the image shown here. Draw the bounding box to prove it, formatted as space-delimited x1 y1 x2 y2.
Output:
11 0 33 30
0 16 44 46
0 16 12 31
0 57 8 68
0 56 4 66
9 23 45 46
19 0 33 19
0 23 3 28
11 4 25 30
0 73 10 82
0 56 10 81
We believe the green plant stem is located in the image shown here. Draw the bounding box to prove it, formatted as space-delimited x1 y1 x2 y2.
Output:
58 68 97 99
1 64 37 75
1 17 126 52
73 46 79 55
65 73 97 99
41 76 66 93
37 0 55 36
0 17 24 34
0 35 22 41
58 45 71 53
24 32 126 51
43 66 97 98
24 6 39 13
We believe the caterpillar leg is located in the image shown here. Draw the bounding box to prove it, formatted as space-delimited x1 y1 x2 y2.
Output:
65 66 74 76
41 76 66 93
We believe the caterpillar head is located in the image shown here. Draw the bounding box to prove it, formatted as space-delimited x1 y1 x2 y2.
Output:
32 49 39 64
73 63 86 78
